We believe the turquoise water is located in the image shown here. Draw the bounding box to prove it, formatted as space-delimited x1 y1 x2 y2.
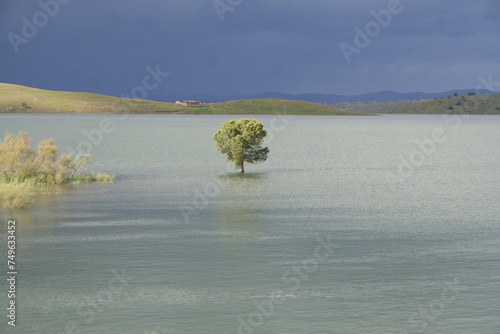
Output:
1 114 499 333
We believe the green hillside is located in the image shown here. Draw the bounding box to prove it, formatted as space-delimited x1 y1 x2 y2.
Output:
0 83 362 115
357 93 500 114
0 83 184 114
183 98 362 115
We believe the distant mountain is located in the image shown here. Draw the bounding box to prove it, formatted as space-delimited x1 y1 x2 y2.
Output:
150 89 495 104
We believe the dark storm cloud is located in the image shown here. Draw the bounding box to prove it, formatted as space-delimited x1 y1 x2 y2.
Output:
0 0 498 97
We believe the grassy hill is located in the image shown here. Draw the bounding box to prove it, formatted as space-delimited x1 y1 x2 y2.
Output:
348 93 500 114
181 98 362 115
0 83 184 114
0 83 362 115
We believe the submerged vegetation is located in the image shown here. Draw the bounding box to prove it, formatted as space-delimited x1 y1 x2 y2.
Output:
0 132 113 208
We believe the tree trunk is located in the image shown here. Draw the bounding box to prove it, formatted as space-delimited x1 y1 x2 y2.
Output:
240 161 245 173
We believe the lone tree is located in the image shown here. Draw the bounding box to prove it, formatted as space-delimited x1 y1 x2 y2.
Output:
213 118 269 173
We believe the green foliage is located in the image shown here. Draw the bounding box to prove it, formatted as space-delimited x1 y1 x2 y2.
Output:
0 131 114 207
213 118 269 173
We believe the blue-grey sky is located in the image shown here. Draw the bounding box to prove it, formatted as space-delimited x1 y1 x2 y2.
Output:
1 0 499 98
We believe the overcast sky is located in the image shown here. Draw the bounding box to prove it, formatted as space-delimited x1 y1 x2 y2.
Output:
1 0 499 98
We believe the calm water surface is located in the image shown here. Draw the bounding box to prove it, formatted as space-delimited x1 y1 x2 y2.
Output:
1 114 499 333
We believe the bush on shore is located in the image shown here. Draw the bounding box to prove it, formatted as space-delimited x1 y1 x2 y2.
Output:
0 131 114 208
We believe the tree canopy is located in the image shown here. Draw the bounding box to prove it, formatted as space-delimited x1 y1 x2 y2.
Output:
213 118 269 173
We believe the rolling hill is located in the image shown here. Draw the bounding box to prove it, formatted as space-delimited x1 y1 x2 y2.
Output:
178 98 363 115
149 89 496 103
0 83 184 114
0 83 362 115
347 93 500 114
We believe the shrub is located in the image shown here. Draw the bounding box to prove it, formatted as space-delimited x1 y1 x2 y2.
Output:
0 131 114 207
92 173 115 183
0 183 35 208
0 132 104 184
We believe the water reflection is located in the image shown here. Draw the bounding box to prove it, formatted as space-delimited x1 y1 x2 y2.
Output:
218 172 267 181
212 173 269 272
0 186 82 262
215 172 267 237
215 204 262 235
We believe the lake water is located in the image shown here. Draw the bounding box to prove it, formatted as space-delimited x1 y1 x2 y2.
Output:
1 114 499 334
